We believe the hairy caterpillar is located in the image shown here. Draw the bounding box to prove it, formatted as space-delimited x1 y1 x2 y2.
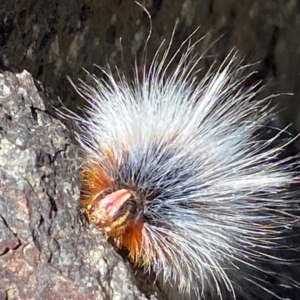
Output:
69 30 300 300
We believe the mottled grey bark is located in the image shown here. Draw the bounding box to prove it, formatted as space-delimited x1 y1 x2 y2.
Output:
0 70 160 300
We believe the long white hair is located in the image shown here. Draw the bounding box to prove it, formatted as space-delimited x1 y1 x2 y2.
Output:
69 26 300 300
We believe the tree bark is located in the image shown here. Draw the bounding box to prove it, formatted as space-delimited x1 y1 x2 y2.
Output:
0 70 160 300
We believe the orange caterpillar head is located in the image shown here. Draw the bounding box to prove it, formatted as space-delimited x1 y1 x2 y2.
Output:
80 159 154 266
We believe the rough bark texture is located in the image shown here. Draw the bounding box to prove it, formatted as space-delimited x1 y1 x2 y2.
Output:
1 0 300 129
0 70 160 300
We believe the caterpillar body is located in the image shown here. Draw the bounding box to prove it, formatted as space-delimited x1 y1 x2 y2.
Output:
70 36 300 300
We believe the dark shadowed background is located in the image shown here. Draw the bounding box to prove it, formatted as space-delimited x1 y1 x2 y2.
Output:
1 0 300 130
